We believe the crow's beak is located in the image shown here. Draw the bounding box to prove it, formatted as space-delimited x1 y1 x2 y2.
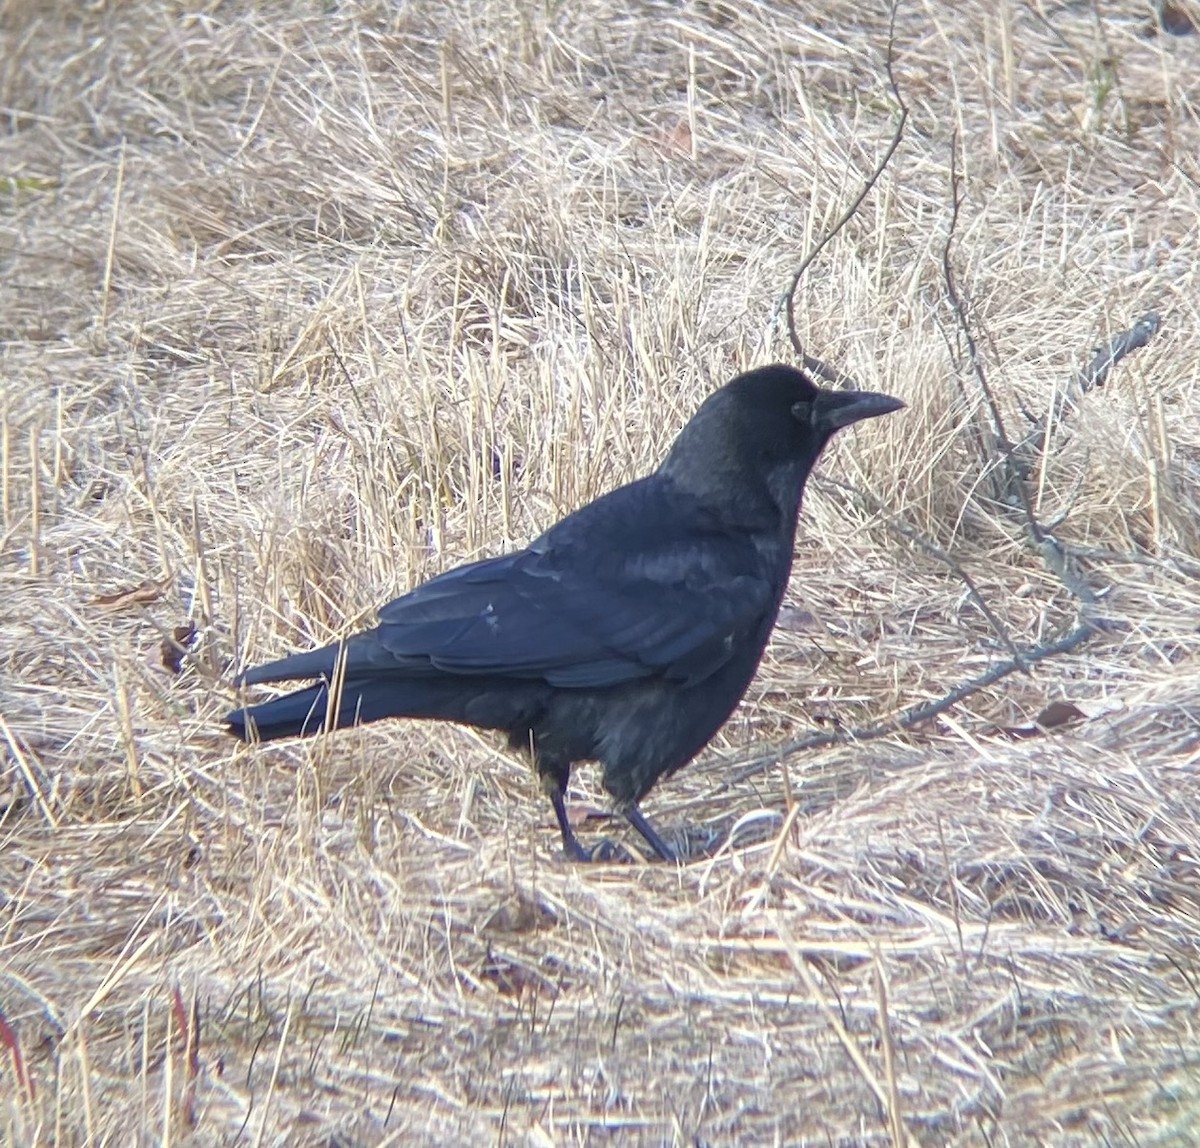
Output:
804 389 905 432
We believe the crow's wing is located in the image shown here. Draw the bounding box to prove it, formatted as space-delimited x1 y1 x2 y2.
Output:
375 514 772 690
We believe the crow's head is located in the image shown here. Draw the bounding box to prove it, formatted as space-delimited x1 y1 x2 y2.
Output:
726 363 904 452
660 364 903 523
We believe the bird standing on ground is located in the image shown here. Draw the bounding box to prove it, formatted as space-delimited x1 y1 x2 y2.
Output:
226 364 903 861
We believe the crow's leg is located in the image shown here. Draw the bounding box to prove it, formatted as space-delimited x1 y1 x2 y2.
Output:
534 750 594 861
547 787 638 862
548 785 593 862
535 747 640 862
625 806 677 862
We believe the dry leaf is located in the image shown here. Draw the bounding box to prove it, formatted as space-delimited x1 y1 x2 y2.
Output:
161 622 197 674
1034 700 1086 731
480 947 542 997
998 700 1087 739
651 116 693 159
481 891 552 935
92 578 168 610
1158 3 1197 35
807 703 843 727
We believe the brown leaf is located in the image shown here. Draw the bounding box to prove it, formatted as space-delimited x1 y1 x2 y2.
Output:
651 116 693 159
92 578 168 611
1034 701 1086 731
481 891 553 935
1158 3 1197 36
161 622 197 674
997 700 1087 740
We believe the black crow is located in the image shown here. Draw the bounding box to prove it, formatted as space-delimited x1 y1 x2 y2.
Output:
226 364 903 861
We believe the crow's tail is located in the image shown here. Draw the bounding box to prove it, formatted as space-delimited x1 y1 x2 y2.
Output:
225 675 548 743
225 679 410 742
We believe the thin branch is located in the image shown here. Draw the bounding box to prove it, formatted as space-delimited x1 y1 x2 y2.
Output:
815 474 1027 666
1077 312 1161 392
941 135 1045 543
736 9 1160 809
1033 312 1163 442
728 301 1160 797
746 279 1158 798
938 136 1138 618
929 303 997 477
719 622 1095 790
783 1 908 374
1068 542 1200 581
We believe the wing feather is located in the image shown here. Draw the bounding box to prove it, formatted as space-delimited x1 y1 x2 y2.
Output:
373 529 771 689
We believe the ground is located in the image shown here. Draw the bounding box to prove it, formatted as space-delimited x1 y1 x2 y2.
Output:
2 1 1200 1144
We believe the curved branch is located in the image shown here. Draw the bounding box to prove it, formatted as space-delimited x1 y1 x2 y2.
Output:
784 1 909 372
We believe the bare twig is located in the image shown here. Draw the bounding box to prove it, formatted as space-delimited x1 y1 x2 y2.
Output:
782 1 908 377
730 160 1160 800
1077 313 1161 393
1068 542 1200 581
816 474 1026 665
1013 312 1162 473
941 135 1045 545
720 621 1095 789
746 166 1158 801
938 136 1144 618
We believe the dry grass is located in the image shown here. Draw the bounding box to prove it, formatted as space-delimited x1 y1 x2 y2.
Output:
3 0 1200 1143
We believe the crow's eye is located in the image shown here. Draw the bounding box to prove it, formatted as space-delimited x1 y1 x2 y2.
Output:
790 400 816 427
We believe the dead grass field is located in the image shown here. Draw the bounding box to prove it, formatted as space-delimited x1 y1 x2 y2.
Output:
3 0 1200 1143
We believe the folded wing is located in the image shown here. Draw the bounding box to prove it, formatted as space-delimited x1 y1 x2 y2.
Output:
373 540 770 689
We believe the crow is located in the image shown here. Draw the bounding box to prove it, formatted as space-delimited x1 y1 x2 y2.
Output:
226 364 903 861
